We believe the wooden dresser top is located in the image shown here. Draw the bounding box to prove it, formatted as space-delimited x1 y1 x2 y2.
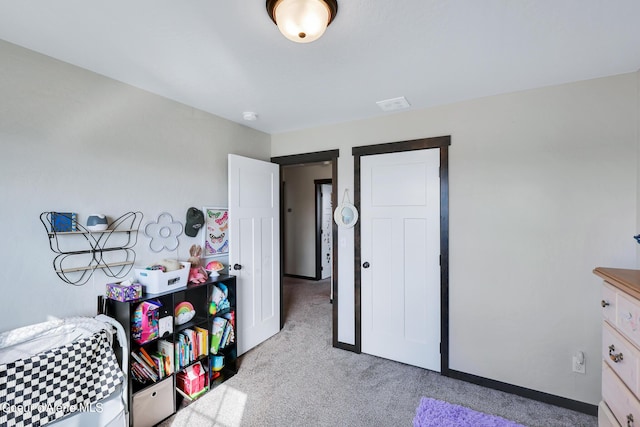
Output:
594 267 640 300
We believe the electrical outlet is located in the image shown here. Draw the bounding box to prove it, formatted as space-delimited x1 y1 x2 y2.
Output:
573 356 586 374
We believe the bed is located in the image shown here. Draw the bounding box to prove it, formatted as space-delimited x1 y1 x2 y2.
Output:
0 315 128 427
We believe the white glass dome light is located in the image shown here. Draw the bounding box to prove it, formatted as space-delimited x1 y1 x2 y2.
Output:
267 0 338 44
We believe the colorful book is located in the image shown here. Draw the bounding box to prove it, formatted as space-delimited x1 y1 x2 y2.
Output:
131 362 150 382
220 322 232 350
139 347 156 369
131 351 158 382
51 212 77 232
195 326 208 358
210 317 227 354
157 339 174 375
152 354 165 378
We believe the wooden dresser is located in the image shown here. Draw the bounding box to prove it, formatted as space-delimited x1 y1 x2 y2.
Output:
594 267 640 427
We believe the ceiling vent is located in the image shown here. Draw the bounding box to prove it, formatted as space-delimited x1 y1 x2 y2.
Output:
376 96 411 112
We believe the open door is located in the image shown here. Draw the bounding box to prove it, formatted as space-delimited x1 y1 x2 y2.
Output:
228 154 280 355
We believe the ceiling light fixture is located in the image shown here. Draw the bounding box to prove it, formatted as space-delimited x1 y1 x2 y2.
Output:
266 0 338 43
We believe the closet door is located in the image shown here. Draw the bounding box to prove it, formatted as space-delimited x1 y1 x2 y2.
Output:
360 148 441 371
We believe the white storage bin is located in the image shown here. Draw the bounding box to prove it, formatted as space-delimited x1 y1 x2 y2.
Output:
135 261 190 294
132 377 175 427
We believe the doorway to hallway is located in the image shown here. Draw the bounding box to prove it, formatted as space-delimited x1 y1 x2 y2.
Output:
271 149 341 347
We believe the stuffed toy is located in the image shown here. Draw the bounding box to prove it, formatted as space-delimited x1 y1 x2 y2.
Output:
188 244 208 284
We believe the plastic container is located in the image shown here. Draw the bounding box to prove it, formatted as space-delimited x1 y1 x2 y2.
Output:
135 262 190 294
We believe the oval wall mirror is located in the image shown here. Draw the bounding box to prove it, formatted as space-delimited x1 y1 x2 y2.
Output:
334 202 359 229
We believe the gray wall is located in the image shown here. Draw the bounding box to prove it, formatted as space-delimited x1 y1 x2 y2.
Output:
283 164 332 277
2 35 639 407
271 72 639 405
0 40 270 331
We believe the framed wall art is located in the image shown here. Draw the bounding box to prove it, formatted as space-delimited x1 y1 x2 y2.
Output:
202 207 229 257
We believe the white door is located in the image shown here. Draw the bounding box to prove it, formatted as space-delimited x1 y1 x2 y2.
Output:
228 154 280 355
360 149 441 371
320 183 332 280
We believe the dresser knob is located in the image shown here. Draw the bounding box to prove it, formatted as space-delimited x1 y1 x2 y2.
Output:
601 300 610 307
609 345 624 363
627 413 633 427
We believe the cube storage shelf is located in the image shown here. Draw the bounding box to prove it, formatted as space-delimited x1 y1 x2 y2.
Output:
101 275 237 427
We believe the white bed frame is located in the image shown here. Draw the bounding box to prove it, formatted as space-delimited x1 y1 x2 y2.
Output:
0 315 129 427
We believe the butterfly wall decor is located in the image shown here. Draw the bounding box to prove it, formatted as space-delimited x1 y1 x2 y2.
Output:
40 211 143 286
203 207 229 257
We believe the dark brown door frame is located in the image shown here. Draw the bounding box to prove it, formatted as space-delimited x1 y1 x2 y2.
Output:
315 178 332 281
271 150 346 349
352 136 451 374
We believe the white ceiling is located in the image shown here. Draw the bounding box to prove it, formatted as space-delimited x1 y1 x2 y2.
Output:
1 0 639 134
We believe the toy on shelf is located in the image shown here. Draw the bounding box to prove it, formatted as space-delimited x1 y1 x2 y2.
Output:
106 278 143 302
132 300 161 344
176 361 207 399
188 244 208 284
209 283 230 315
174 301 196 325
205 260 225 277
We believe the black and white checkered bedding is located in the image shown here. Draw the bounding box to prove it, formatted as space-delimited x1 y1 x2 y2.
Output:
0 329 124 427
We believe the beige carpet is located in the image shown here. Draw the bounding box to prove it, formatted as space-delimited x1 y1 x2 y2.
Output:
159 276 597 427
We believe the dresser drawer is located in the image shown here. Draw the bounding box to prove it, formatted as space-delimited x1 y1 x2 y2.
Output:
603 361 640 427
617 292 640 350
603 322 640 397
599 401 622 427
602 282 618 324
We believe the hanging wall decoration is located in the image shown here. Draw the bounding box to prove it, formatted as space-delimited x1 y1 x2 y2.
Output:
144 212 183 253
203 207 229 257
40 211 143 285
334 189 358 229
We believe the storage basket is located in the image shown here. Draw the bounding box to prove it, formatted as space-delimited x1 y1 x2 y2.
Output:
135 262 190 294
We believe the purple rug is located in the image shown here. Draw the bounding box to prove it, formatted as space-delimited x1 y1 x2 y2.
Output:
413 397 525 427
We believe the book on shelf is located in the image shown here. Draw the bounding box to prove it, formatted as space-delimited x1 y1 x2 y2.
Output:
186 329 197 361
176 383 209 402
151 354 165 378
131 351 158 382
139 347 156 369
130 340 183 382
220 321 233 349
51 212 77 232
175 330 198 371
194 326 208 359
157 339 174 376
224 310 235 327
210 317 227 354
131 363 151 383
221 311 235 348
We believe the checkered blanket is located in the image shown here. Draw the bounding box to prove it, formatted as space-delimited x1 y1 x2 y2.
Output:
0 329 124 427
